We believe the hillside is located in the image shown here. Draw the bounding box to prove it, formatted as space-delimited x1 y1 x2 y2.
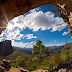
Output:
14 47 32 54
6 51 34 62
0 50 72 72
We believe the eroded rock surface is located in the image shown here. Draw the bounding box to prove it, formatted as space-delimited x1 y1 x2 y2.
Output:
0 59 29 72
0 59 11 72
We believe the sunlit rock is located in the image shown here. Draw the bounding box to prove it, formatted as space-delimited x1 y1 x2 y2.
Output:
31 69 48 72
58 68 66 72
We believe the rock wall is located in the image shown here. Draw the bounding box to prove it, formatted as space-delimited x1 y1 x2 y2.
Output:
0 40 14 56
0 0 72 37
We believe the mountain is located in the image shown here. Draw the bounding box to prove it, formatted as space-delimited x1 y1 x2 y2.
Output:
14 47 32 54
14 43 72 54
49 43 72 50
0 40 14 56
49 45 64 50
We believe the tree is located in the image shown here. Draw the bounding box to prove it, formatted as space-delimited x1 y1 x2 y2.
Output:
43 47 49 54
61 49 70 61
64 43 70 50
64 38 70 50
32 39 49 54
70 45 72 59
32 45 38 54
36 40 42 47
14 56 25 67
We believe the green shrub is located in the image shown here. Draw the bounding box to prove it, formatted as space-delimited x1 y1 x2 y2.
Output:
32 57 38 61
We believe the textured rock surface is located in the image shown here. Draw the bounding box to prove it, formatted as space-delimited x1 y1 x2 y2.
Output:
0 0 72 37
7 67 20 72
0 59 11 72
58 68 66 72
0 59 29 72
7 67 29 72
31 69 48 72
18 66 29 72
0 40 14 56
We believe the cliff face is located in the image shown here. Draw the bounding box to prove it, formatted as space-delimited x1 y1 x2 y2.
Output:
0 40 14 56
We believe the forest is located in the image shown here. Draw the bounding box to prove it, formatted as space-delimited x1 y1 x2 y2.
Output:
0 39 72 72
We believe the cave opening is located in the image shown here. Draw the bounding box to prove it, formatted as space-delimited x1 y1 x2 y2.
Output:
0 4 71 51
0 1 72 71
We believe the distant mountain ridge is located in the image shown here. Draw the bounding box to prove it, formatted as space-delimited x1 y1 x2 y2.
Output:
0 40 71 56
14 47 32 54
14 47 32 50
49 42 72 49
14 42 72 50
14 43 72 54
0 40 14 56
49 45 64 49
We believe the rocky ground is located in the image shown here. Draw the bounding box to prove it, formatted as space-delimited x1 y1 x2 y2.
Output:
0 59 72 72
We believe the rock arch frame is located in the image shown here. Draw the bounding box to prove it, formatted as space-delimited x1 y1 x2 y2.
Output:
0 0 72 38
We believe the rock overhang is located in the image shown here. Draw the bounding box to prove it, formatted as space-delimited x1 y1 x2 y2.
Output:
0 0 72 37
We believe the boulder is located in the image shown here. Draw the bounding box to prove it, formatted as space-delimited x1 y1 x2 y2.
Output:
2 59 11 70
0 59 11 72
18 66 29 72
58 68 66 72
31 69 48 72
0 65 5 72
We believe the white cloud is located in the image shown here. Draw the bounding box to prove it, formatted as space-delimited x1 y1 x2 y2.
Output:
24 34 37 39
0 27 24 41
0 28 37 41
51 23 67 32
62 32 69 36
30 7 40 13
16 10 66 32
12 41 35 48
0 7 67 48
0 8 65 41
0 20 37 41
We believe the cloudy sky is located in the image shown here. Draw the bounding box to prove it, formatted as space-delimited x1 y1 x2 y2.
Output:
0 5 72 48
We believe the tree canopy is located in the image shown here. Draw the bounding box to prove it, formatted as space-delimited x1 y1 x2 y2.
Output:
32 39 49 54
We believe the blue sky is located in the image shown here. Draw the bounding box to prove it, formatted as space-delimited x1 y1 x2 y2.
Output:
0 5 72 48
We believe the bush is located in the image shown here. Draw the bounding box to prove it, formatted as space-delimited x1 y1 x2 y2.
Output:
32 57 37 61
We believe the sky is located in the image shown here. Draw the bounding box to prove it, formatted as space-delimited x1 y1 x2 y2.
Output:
0 5 72 48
